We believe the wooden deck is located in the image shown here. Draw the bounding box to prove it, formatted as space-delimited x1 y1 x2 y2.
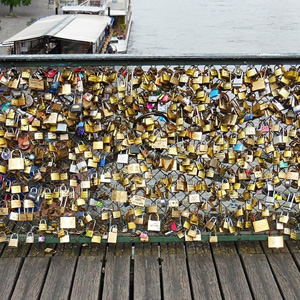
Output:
0 241 300 300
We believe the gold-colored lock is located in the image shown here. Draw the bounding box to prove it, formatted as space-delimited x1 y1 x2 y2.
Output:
253 219 269 233
268 236 284 248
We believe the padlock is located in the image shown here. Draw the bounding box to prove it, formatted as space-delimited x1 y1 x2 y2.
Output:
26 232 35 244
27 187 39 202
147 214 161 232
60 231 70 243
108 225 118 243
253 219 270 233
140 232 149 242
268 235 284 248
8 233 19 248
39 219 47 231
187 225 197 238
8 150 25 171
91 233 101 244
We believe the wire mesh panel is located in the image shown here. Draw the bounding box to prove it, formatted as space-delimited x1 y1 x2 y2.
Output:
0 56 299 245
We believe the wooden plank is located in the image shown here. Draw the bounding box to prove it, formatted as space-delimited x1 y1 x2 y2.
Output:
261 241 289 254
160 243 168 256
185 242 195 255
0 257 23 300
286 240 300 253
134 243 161 300
123 243 132 256
27 243 57 257
261 240 300 299
135 243 144 256
176 243 185 254
102 243 131 300
1 243 31 258
286 240 300 270
0 242 6 256
80 243 106 256
161 243 191 300
238 243 282 300
236 241 263 254
55 243 81 257
11 257 50 300
168 242 177 254
212 242 252 300
150 243 159 256
40 256 77 300
265 253 300 300
186 242 222 300
71 256 103 300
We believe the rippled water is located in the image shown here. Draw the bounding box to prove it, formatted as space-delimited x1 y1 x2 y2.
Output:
128 0 300 55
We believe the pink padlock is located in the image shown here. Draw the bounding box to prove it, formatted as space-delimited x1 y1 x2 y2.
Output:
140 232 149 242
261 125 269 133
161 94 169 104
140 232 148 239
147 103 155 109
170 221 177 231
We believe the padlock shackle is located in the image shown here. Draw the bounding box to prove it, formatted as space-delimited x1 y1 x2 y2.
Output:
132 112 169 129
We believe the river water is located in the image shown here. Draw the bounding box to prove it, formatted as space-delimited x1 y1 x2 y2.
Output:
127 0 300 55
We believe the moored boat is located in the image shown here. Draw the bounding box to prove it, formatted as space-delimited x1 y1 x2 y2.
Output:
106 0 132 53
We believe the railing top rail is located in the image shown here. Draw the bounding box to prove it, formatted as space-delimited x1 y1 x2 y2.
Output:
1 54 300 67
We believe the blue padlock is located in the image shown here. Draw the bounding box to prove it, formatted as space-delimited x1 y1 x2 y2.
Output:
279 161 288 168
99 157 106 167
75 211 85 217
48 81 59 93
30 165 39 177
234 143 244 152
244 113 253 121
76 122 85 135
1 149 10 160
1 102 11 112
210 89 219 99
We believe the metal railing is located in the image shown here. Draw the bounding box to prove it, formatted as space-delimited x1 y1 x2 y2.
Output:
0 54 299 243
2 53 300 67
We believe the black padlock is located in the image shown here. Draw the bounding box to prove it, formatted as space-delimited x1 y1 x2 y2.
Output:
129 144 140 154
27 187 39 202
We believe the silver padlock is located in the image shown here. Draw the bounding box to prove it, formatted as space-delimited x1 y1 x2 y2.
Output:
232 68 243 88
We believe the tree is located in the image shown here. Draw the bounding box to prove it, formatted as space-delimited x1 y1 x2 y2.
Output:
0 0 32 16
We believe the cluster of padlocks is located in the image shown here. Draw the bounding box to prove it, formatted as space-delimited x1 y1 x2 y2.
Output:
0 64 299 246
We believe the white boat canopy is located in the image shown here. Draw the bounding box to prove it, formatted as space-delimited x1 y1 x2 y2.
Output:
61 6 104 14
105 9 127 16
3 14 111 45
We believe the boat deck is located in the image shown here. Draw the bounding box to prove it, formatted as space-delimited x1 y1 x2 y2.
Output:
0 241 300 299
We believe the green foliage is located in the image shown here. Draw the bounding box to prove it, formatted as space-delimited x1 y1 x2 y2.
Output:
0 0 32 15
27 17 37 26
120 23 126 32
0 0 31 6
